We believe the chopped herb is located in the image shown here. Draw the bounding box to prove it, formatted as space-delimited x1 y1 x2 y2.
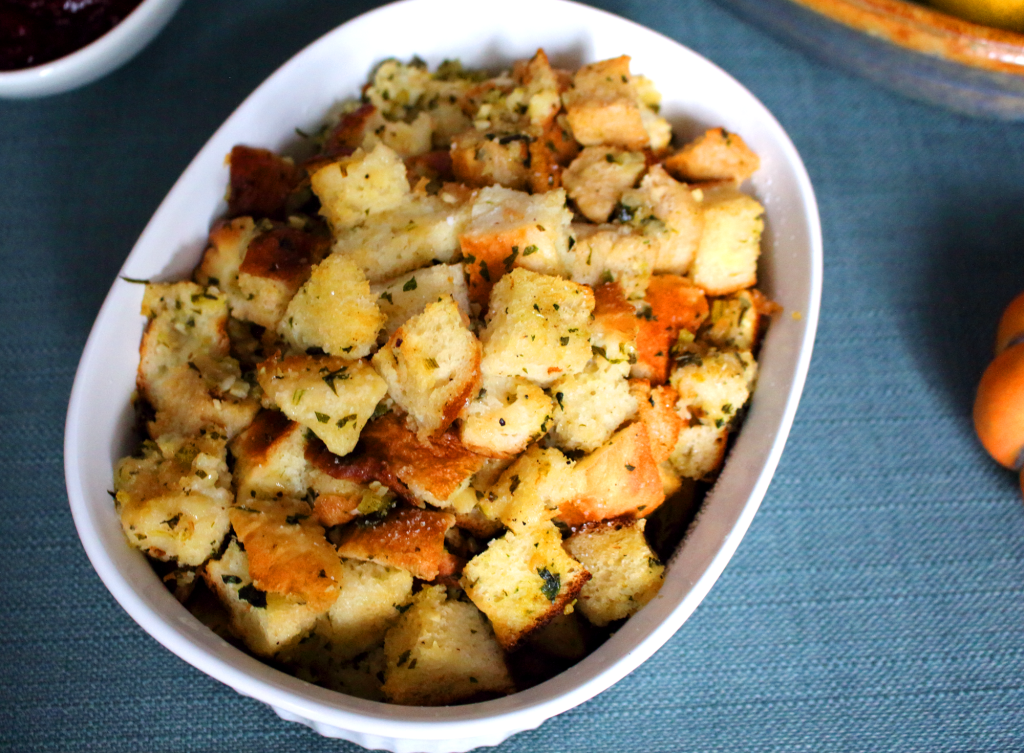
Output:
162 514 181 529
715 418 725 428
625 464 635 472
555 392 564 409
509 475 521 494
371 402 389 420
336 413 358 428
407 658 418 670
503 246 519 269
292 389 305 405
221 575 242 585
560 336 570 346
479 264 491 282
315 412 330 423
553 304 560 311
523 244 538 256
592 345 607 359
425 357 439 369
403 277 418 292
396 603 412 614
599 270 614 284
286 514 309 525
612 202 636 223
195 469 208 479
238 583 268 608
379 292 394 304
537 568 560 602
119 276 150 284
397 650 411 667
320 367 350 394
533 303 541 312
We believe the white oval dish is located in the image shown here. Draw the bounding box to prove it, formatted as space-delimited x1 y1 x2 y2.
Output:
0 0 184 99
63 1 823 750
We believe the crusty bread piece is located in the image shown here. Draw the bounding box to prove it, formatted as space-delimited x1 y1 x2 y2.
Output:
512 48 571 128
229 496 343 611
372 296 481 438
559 421 664 526
688 184 764 296
668 423 729 480
226 145 303 220
462 521 590 650
360 109 435 158
663 128 760 184
138 282 259 439
702 289 768 352
567 223 655 300
450 129 531 191
563 56 648 150
562 147 646 223
420 78 474 147
114 431 232 567
336 505 456 581
459 374 554 458
230 410 309 502
525 611 589 661
550 356 637 453
194 216 257 304
278 253 385 359
382 585 515 706
371 264 470 337
257 354 388 458
619 165 704 275
310 143 411 233
669 346 757 431
629 380 684 464
364 59 432 121
202 539 323 657
459 186 573 304
590 282 639 366
481 444 582 530
479 268 594 387
564 518 664 626
633 274 709 385
284 642 387 702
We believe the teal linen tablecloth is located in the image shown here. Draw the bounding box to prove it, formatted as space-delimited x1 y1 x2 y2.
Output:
3 0 1024 750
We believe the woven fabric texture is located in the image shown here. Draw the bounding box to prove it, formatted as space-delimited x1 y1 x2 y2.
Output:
2 0 1024 750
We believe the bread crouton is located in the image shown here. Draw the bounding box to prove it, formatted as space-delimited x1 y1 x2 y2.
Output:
513 48 571 128
311 144 411 232
462 521 590 650
668 422 728 479
283 642 387 702
371 264 470 336
382 585 514 705
563 56 648 149
562 147 646 223
227 145 303 220
229 410 309 501
459 187 573 304
618 165 704 275
663 128 760 184
194 217 257 299
629 380 684 464
688 184 764 296
202 539 322 657
371 296 481 438
459 374 554 458
564 519 664 626
558 421 664 526
138 282 258 439
333 190 472 282
633 275 709 385
480 445 582 530
478 268 594 387
335 505 456 581
702 289 773 352
257 354 388 458
590 282 639 366
669 346 757 431
550 357 638 453
114 432 232 567
364 59 432 121
450 129 531 191
567 223 655 300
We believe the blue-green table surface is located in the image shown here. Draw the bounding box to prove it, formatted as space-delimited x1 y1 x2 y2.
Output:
3 0 1024 750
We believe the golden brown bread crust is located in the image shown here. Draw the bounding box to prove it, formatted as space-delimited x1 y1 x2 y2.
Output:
662 127 760 185
630 380 684 464
635 275 709 385
228 145 304 219
336 505 456 580
238 226 329 286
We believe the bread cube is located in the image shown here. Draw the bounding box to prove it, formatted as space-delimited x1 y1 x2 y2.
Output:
364 59 432 121
114 432 232 567
702 289 768 352
420 77 474 146
527 116 581 194
525 612 588 661
459 187 573 304
336 505 456 581
371 263 471 336
564 519 664 626
333 190 472 282
257 354 387 458
669 346 757 430
138 282 258 439
226 145 303 220
372 296 482 438
480 445 582 530
450 128 531 191
382 585 514 706
567 223 655 300
550 357 638 453
278 253 384 359
513 48 571 127
562 147 646 223
459 374 554 458
688 184 764 296
203 539 322 657
590 282 639 366
563 56 648 149
668 423 729 480
479 268 594 387
663 127 760 184
194 216 256 299
633 274 709 385
619 165 704 275
230 410 309 501
559 421 664 526
462 521 590 650
311 144 411 232
229 496 343 611
629 380 684 464
284 642 387 702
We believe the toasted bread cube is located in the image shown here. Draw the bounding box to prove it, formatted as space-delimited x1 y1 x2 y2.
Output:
669 346 757 430
364 110 435 158
257 354 387 458
663 128 760 184
481 445 582 530
668 424 729 480
278 254 384 359
562 147 646 223
559 421 664 526
372 296 482 438
479 268 594 387
421 77 475 146
702 289 765 351
311 144 411 232
564 519 664 626
689 185 764 295
619 165 704 275
336 506 456 581
462 521 590 650
229 497 343 612
590 282 639 366
459 375 554 458
371 264 471 336
563 56 648 149
203 539 322 657
194 216 257 300
138 282 258 439
629 380 684 464
226 145 303 220
382 585 514 706
333 190 472 282
230 410 309 501
550 357 637 453
567 224 655 300
450 129 531 191
633 275 709 385
459 187 573 304
114 432 232 567
365 59 432 121
283 642 387 701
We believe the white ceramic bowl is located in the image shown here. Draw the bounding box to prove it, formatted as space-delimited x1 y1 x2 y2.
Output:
0 0 185 99
64 1 823 750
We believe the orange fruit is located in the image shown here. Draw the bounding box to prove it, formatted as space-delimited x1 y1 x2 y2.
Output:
975 342 1024 469
995 291 1024 355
